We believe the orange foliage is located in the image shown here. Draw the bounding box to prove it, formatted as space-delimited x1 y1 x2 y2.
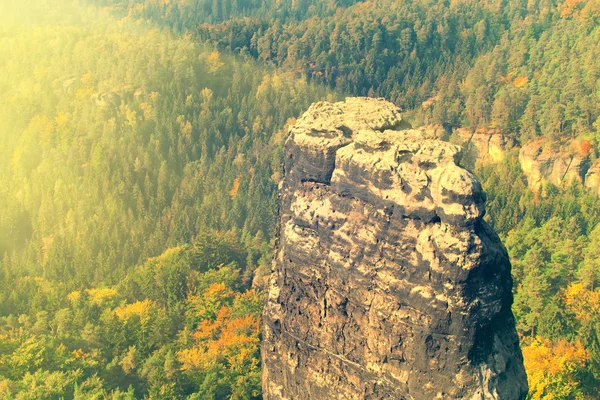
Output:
206 283 226 297
178 287 261 375
229 178 241 200
500 73 513 84
192 318 221 341
561 0 584 17
580 140 592 156
524 338 588 376
561 0 600 20
178 313 260 372
72 349 86 359
216 305 231 320
514 76 529 88
72 348 93 360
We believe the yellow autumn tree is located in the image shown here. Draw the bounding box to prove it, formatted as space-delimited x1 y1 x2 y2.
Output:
206 51 225 73
67 290 81 303
563 283 600 322
86 288 117 305
514 76 529 88
177 286 261 398
114 299 154 322
523 337 589 399
229 178 241 200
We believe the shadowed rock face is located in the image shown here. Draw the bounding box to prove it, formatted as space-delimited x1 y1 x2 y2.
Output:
262 98 528 400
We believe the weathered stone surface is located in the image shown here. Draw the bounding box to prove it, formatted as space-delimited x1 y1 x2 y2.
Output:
519 138 589 193
453 128 516 165
585 159 600 196
262 98 528 399
416 124 451 141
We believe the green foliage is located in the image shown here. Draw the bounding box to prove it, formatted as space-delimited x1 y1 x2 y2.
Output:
0 0 333 311
4 0 600 398
0 1 334 398
0 245 262 398
128 0 600 143
475 153 600 395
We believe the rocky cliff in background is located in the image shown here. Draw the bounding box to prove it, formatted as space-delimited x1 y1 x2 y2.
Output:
448 129 597 195
585 159 600 196
518 138 590 194
262 98 528 399
453 128 517 166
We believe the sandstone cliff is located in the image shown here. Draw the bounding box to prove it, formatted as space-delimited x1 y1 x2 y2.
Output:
453 128 516 166
585 159 600 195
518 138 589 194
262 98 528 399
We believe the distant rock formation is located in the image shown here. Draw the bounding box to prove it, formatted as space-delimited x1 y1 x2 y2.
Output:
449 130 596 196
585 159 600 195
453 128 516 166
518 138 589 193
262 98 528 399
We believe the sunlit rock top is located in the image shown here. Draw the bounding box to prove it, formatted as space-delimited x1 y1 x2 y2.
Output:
287 97 486 226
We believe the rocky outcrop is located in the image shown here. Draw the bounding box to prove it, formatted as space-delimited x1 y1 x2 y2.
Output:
519 138 589 193
585 159 600 195
450 131 595 195
416 124 451 141
453 128 516 165
262 98 528 399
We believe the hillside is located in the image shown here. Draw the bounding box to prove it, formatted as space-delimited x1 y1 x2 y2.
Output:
1 0 600 398
0 1 334 397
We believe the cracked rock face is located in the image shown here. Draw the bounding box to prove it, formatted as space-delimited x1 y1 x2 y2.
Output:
262 98 528 399
453 128 516 166
519 138 589 194
585 159 600 196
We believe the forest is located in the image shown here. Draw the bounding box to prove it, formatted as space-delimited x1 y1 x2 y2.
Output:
1 0 600 398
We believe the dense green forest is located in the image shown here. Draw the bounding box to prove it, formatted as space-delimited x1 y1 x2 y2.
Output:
0 1 334 397
2 0 600 398
104 0 600 141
